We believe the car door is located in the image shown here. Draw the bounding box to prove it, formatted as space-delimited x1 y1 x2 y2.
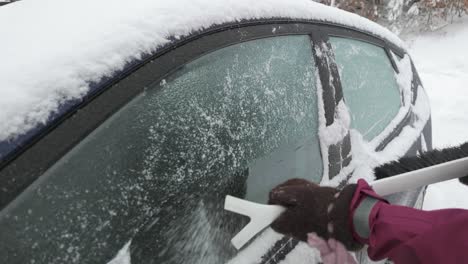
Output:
0 23 335 264
226 26 431 264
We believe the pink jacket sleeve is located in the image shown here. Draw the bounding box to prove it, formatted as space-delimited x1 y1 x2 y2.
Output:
349 179 468 264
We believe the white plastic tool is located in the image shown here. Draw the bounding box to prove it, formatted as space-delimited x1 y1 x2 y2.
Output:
225 156 468 250
224 195 285 250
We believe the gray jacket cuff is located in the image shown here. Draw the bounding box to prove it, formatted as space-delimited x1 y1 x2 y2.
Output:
352 196 379 239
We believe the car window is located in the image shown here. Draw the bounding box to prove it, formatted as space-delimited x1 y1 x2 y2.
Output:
329 37 401 141
0 35 322 264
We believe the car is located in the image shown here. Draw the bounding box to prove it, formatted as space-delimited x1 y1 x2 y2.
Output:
0 0 431 263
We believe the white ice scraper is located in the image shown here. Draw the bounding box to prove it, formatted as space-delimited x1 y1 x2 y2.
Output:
225 156 468 250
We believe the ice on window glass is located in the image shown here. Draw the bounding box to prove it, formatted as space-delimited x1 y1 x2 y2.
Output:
330 37 401 141
0 36 322 264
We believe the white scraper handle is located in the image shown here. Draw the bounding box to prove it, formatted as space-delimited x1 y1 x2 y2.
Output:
224 195 285 249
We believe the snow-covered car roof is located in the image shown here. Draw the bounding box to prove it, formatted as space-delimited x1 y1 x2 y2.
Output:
0 0 406 162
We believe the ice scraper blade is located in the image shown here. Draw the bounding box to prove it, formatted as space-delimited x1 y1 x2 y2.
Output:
224 195 285 250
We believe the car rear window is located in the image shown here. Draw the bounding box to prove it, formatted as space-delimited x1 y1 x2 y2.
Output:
0 35 321 264
329 37 401 141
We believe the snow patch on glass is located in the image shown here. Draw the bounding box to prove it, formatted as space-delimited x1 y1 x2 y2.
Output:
319 101 351 147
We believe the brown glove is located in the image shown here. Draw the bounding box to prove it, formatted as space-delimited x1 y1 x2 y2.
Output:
268 178 363 251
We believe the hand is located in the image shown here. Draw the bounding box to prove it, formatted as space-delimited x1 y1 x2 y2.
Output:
268 178 363 251
307 233 358 264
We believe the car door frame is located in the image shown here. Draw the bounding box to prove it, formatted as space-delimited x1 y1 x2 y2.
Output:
0 21 334 264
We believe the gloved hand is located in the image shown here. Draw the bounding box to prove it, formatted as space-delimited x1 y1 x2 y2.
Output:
268 178 363 251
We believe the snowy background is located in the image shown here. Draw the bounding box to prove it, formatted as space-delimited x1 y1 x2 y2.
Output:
406 16 468 210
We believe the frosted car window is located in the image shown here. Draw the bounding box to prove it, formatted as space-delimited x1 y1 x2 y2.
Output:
330 37 401 141
0 35 321 264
